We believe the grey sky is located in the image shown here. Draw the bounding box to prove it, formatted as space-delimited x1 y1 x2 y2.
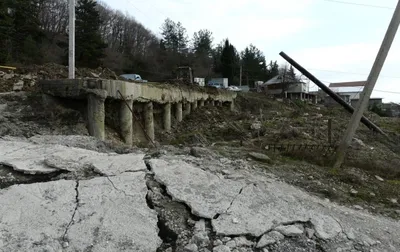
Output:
102 0 400 102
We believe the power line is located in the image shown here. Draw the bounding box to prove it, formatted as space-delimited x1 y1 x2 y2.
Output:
309 68 400 79
322 0 395 10
374 89 400 94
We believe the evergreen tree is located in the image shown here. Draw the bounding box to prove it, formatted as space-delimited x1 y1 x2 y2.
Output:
160 18 188 54
9 0 42 63
0 0 14 63
192 29 213 77
220 39 239 85
267 60 279 79
241 44 266 87
175 22 188 54
75 0 107 68
193 29 213 56
161 18 178 52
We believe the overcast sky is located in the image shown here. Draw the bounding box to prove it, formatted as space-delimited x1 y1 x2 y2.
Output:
102 0 400 102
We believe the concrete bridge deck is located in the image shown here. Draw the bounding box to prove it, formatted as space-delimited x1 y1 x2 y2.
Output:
40 79 237 145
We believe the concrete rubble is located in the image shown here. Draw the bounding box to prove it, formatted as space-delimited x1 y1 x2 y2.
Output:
0 135 400 251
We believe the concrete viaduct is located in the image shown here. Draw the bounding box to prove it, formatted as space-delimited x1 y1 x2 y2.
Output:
40 79 237 145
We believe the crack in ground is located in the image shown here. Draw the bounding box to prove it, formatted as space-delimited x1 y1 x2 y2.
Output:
213 183 254 219
62 179 80 242
0 164 66 189
105 176 136 198
144 159 205 252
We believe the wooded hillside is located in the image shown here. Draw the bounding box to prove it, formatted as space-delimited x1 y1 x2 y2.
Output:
0 0 283 86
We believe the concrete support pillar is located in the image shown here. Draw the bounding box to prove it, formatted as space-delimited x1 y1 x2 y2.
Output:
175 102 183 122
230 100 235 111
192 101 198 110
120 99 133 145
144 102 155 142
163 103 171 132
87 90 107 141
184 102 191 116
199 99 205 107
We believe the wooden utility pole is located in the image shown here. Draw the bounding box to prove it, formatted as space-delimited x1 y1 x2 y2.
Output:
333 0 400 169
68 0 75 79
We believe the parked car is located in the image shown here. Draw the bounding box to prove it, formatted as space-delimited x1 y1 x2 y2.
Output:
208 83 223 89
120 74 148 83
228 86 241 92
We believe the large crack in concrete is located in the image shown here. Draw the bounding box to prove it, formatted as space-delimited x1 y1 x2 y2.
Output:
144 159 211 252
62 179 80 244
0 164 67 189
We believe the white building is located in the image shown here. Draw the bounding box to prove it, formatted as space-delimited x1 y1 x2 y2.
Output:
325 81 366 106
260 74 316 102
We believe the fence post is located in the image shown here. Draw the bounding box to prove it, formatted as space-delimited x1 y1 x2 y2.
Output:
328 119 332 146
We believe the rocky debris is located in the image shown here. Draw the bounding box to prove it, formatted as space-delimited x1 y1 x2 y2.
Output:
250 121 262 130
248 152 271 163
350 189 358 195
13 80 24 91
225 240 236 248
279 125 300 139
0 139 145 175
233 237 253 247
0 172 161 251
274 225 304 237
354 205 364 210
352 138 366 149
184 243 199 252
190 147 216 158
257 233 278 248
146 172 198 251
148 156 400 251
305 228 315 239
0 63 120 93
213 245 231 252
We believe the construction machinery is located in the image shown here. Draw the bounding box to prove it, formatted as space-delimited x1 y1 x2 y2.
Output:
176 66 194 85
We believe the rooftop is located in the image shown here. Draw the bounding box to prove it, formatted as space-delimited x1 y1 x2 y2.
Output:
329 81 366 88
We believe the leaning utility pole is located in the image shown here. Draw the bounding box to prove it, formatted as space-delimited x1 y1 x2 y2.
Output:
68 0 75 79
333 0 400 169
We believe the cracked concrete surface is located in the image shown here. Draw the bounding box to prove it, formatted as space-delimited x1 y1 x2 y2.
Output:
65 174 161 251
149 158 245 219
0 173 161 252
0 138 146 175
1 136 400 251
149 157 400 251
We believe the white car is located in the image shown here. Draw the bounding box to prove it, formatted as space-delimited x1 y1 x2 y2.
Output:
228 86 241 92
120 74 148 83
